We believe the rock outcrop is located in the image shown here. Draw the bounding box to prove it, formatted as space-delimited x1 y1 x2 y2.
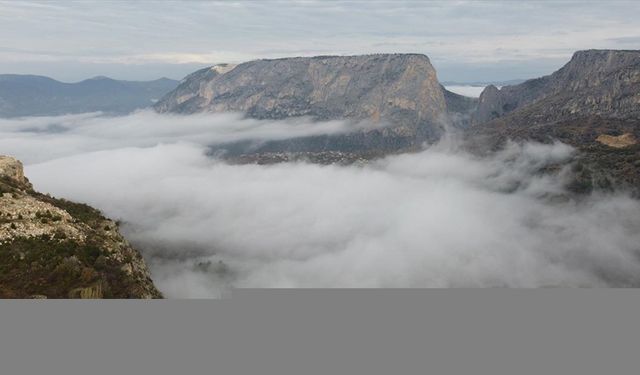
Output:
0 155 162 299
156 54 476 157
596 133 637 148
156 54 448 129
0 156 31 188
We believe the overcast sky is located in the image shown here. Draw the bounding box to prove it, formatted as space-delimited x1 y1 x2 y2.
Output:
1 0 639 82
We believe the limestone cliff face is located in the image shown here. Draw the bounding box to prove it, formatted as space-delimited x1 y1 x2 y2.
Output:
473 50 640 125
470 50 640 145
0 156 161 299
156 54 451 135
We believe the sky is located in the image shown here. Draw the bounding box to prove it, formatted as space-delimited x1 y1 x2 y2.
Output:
1 1 639 83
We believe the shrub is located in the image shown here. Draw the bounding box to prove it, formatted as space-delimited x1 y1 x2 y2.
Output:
54 230 67 240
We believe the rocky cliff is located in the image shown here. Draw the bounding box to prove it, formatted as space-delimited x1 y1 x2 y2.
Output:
156 54 475 157
473 50 640 125
0 156 162 298
156 54 448 127
469 50 640 195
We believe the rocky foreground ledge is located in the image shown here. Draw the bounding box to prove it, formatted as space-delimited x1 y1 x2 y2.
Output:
0 155 161 299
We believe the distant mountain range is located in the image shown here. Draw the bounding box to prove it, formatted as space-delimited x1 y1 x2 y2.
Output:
0 75 178 117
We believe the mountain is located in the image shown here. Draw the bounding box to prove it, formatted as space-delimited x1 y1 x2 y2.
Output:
0 75 178 117
155 51 638 192
473 50 640 125
469 50 640 195
0 155 162 298
155 54 476 156
155 55 447 125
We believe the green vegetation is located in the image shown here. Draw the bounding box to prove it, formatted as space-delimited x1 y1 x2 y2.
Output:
0 159 161 299
575 144 640 197
35 210 63 222
0 236 100 298
34 193 107 226
0 236 151 298
0 176 20 196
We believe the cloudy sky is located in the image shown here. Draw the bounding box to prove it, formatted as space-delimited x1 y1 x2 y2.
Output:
1 0 639 82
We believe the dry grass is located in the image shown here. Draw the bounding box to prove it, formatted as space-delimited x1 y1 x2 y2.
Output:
596 133 637 148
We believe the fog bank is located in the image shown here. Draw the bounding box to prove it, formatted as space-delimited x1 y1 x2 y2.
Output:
1 112 639 296
444 85 486 98
0 110 373 164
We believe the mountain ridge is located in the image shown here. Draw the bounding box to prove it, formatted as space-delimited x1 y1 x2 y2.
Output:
468 49 640 195
473 49 640 125
0 74 178 117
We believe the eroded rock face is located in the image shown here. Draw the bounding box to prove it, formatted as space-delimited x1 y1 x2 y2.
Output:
0 155 162 299
0 156 31 189
156 54 451 134
156 54 477 157
473 50 640 125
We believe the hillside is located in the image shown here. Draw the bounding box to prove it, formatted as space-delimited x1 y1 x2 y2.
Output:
0 156 161 298
469 50 640 195
0 75 178 117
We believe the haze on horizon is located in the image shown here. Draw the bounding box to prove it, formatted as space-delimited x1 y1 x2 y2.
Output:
1 0 639 83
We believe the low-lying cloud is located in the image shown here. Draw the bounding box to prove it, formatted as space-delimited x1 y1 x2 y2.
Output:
2 112 640 297
443 85 486 98
0 110 374 164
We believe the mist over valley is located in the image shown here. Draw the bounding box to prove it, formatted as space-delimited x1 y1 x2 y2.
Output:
1 2 640 297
